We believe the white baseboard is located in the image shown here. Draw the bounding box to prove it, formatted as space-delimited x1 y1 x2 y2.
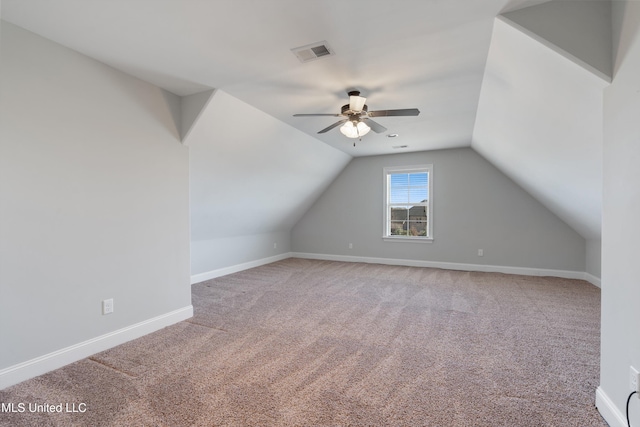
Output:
596 386 627 427
291 252 592 282
0 305 193 390
190 252 292 284
191 252 600 287
583 273 602 288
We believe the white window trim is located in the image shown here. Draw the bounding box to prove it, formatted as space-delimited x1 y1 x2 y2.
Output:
383 164 433 242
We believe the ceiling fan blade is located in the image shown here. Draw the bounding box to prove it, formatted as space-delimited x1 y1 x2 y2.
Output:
318 119 348 134
293 113 342 117
368 108 420 117
362 118 387 134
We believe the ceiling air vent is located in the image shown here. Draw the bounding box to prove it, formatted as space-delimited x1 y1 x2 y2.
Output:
291 41 335 63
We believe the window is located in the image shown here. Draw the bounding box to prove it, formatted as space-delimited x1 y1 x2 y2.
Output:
383 165 433 241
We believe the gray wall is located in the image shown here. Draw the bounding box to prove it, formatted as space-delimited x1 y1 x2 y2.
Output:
292 148 586 272
188 90 350 277
585 239 602 279
599 1 640 422
0 23 191 369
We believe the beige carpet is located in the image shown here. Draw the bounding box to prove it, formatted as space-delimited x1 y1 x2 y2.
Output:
0 259 606 426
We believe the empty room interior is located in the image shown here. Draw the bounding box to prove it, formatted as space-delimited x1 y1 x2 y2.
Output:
1 1 639 426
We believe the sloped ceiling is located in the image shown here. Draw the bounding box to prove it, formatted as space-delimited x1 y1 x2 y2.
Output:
188 90 350 242
1 0 611 241
473 2 610 240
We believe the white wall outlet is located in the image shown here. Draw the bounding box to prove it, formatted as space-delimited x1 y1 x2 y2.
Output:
102 298 114 315
478 249 484 257
273 242 277 249
349 243 353 249
631 366 640 394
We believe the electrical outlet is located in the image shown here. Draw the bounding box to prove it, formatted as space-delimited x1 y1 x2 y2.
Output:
273 243 277 249
478 249 484 257
349 243 353 249
102 298 114 315
631 366 640 394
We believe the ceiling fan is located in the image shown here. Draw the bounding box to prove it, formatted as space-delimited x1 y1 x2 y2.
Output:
293 90 420 144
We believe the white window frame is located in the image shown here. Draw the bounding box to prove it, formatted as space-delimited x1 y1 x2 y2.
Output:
383 164 433 242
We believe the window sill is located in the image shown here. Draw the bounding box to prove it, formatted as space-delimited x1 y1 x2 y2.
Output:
382 236 433 243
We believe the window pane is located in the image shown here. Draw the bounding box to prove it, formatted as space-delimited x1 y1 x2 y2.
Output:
390 186 409 204
389 173 409 204
390 221 408 235
390 173 428 204
407 221 427 236
408 187 427 204
408 206 426 221
390 174 409 187
390 207 408 221
409 172 428 187
408 172 427 203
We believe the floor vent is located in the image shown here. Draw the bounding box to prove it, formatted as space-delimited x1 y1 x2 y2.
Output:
291 41 335 63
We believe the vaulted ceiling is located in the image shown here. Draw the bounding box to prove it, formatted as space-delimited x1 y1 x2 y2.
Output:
1 0 611 241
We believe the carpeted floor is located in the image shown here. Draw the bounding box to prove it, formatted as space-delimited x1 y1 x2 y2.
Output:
0 259 606 426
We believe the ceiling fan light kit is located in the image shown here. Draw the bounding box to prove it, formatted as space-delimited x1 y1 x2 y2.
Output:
340 120 371 138
293 90 419 144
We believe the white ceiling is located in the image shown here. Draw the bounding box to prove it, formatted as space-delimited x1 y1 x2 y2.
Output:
1 0 610 240
473 15 608 240
1 0 548 157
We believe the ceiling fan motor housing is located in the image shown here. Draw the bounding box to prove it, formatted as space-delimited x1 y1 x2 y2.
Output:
341 103 368 116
